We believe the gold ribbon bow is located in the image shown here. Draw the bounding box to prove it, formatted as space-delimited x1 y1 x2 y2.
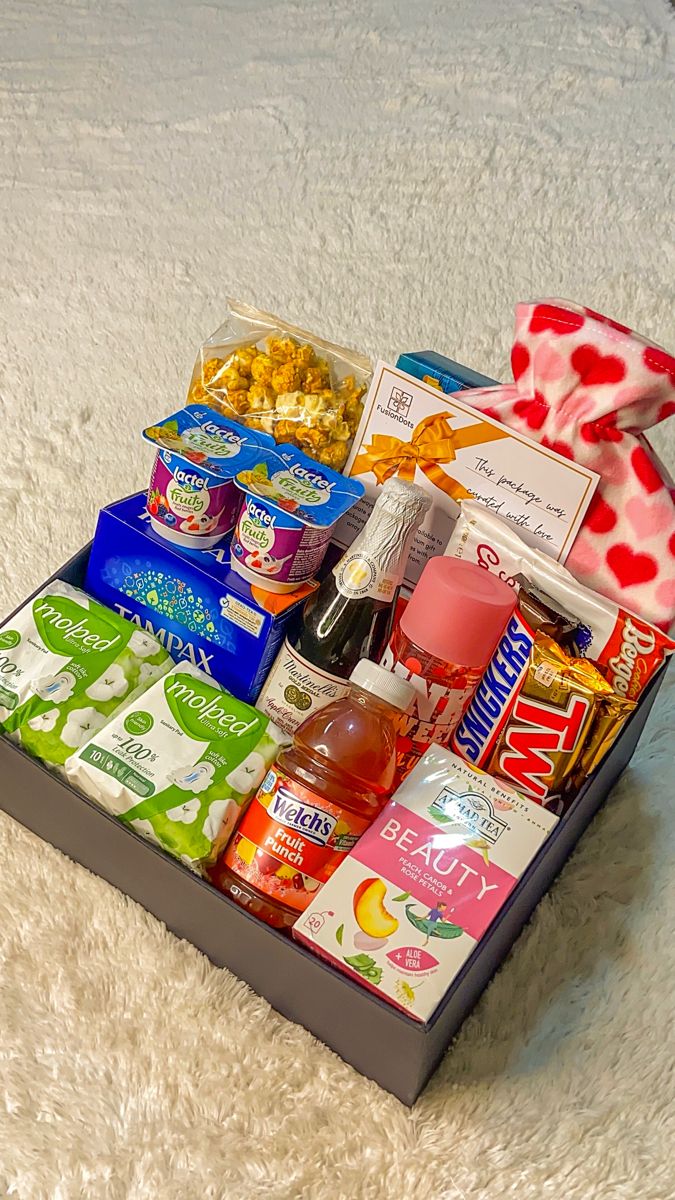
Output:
351 411 509 501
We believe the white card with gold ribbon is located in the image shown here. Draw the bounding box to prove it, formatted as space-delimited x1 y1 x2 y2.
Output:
333 361 599 589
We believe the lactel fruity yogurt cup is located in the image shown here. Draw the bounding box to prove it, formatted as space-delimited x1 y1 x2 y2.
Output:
231 444 364 594
143 406 273 549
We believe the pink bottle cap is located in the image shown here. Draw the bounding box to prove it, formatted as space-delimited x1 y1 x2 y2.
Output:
400 557 517 669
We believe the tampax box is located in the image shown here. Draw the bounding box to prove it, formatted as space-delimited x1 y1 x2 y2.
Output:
85 493 316 703
396 351 498 394
294 747 557 1022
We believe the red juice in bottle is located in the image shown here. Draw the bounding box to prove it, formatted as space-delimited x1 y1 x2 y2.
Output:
381 556 516 781
210 660 415 930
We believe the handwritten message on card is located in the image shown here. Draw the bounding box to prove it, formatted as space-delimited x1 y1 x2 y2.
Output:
333 362 599 589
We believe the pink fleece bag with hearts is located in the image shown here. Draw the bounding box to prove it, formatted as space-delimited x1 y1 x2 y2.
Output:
460 300 675 630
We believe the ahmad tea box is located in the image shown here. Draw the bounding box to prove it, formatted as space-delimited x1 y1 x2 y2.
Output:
294 746 557 1022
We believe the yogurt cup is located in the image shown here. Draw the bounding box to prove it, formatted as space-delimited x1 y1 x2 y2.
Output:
143 406 273 549
231 444 364 593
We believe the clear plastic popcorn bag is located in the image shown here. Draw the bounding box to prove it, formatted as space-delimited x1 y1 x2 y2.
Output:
186 299 372 472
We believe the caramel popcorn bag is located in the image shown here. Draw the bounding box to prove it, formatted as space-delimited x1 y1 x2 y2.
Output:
460 300 675 630
187 300 372 473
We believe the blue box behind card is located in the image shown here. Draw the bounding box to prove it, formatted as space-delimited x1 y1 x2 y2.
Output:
85 493 313 703
396 351 498 393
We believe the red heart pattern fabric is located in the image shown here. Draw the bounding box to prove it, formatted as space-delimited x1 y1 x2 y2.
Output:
457 299 675 629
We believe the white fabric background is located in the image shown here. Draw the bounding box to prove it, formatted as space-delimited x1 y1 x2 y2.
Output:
0 1 674 1196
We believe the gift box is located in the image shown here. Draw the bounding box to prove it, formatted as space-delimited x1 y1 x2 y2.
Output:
84 493 316 703
0 540 666 1105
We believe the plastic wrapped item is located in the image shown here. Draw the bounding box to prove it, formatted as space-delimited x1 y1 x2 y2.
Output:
65 662 287 873
187 299 372 472
0 580 171 766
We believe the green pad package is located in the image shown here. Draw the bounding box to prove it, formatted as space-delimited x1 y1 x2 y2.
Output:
65 662 287 871
0 580 171 766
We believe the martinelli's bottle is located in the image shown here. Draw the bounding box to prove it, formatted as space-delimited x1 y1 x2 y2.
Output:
256 477 430 733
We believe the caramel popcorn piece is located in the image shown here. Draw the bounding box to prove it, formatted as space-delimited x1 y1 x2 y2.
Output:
274 419 300 442
315 441 349 470
338 375 366 403
224 390 250 414
267 335 297 361
332 420 352 442
202 357 226 384
248 383 276 412
345 397 364 430
229 346 257 375
304 365 330 394
250 354 275 386
209 391 249 417
275 391 304 420
188 380 210 405
213 366 248 393
296 424 331 451
303 392 332 420
271 362 302 394
293 343 315 370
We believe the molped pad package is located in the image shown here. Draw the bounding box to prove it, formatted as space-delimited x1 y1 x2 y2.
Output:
294 746 556 1022
231 444 364 593
85 493 315 703
142 405 273 548
65 662 286 872
0 580 170 766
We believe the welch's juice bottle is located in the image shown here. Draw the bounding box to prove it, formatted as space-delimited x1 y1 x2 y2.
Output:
256 477 430 733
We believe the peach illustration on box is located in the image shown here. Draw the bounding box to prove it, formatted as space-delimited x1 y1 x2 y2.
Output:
353 878 399 941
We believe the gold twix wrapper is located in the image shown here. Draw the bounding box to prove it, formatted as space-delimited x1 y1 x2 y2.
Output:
454 628 613 805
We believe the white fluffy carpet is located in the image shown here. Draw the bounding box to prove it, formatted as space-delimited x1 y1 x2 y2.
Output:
1 0 674 1195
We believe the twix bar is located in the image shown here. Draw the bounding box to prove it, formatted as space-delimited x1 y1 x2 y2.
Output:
451 591 612 803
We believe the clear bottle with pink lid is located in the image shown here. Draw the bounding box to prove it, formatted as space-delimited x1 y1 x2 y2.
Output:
380 556 516 782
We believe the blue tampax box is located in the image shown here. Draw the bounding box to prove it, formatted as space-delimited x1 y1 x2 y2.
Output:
85 493 315 704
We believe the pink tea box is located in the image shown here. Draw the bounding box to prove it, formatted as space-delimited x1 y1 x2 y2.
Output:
293 746 557 1022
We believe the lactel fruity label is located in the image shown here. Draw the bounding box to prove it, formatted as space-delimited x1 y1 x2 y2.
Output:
231 444 363 592
294 745 556 1022
232 495 332 590
143 405 272 548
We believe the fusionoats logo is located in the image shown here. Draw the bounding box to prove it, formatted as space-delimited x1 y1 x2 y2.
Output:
386 386 413 419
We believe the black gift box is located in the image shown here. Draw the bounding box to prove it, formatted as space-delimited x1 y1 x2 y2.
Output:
0 545 665 1105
